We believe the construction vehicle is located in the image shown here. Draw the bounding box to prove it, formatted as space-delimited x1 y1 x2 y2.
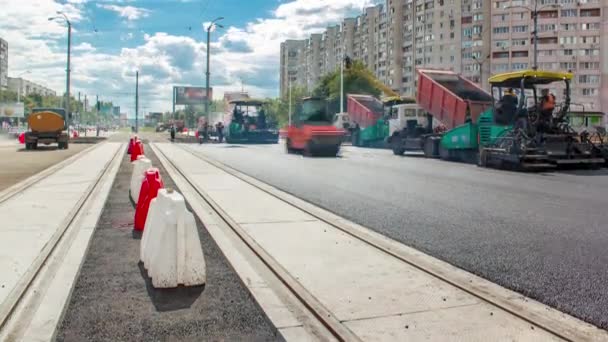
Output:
479 70 604 169
225 99 278 144
391 68 604 170
286 97 344 156
389 69 493 158
25 108 69 150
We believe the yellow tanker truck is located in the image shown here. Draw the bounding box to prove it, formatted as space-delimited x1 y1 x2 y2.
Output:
25 108 69 150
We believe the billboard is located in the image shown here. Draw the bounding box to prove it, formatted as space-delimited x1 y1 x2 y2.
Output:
174 86 212 105
0 102 25 118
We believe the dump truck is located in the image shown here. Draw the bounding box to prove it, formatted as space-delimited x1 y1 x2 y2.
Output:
389 69 493 158
25 108 69 150
286 97 344 156
391 68 605 170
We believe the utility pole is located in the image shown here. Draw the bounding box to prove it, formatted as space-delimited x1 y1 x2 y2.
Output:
66 19 71 136
288 78 292 126
532 1 538 70
340 50 344 113
205 17 224 119
172 86 176 120
135 70 139 133
77 91 80 132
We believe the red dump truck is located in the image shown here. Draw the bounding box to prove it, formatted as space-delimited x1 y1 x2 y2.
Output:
389 69 493 157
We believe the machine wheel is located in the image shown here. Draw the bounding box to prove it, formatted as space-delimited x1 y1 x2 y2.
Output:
392 146 405 156
32 142 38 150
286 139 296 154
479 148 488 167
25 142 31 150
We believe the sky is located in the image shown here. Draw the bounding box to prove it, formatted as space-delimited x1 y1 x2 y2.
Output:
1 0 380 117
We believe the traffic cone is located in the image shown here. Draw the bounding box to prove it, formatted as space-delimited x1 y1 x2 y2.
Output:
134 168 164 231
128 137 134 154
130 140 142 162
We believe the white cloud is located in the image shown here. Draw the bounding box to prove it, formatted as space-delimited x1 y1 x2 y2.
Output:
97 4 151 21
2 0 380 115
73 42 96 52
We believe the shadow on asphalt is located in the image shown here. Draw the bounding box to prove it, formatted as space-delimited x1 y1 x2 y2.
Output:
138 262 205 312
557 168 608 176
17 146 59 152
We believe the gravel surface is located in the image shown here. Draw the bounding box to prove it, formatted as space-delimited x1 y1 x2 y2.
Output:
185 142 608 330
56 144 281 342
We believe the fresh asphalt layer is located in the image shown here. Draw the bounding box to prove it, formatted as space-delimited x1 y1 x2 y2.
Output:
56 145 280 341
186 142 608 330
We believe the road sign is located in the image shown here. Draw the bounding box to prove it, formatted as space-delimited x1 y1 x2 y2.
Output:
174 86 212 105
0 102 25 118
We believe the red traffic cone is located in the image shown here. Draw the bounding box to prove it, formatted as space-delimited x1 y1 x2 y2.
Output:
128 138 134 154
18 132 25 144
138 140 145 155
134 168 164 231
130 140 142 162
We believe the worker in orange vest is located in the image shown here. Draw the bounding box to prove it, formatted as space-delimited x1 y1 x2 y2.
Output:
539 89 556 120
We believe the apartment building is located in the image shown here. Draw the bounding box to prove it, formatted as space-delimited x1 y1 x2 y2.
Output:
280 0 606 112
491 0 605 111
279 40 306 98
7 77 57 97
0 38 7 90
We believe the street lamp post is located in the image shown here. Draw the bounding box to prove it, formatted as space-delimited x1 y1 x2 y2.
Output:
506 2 561 70
205 17 224 119
49 11 72 136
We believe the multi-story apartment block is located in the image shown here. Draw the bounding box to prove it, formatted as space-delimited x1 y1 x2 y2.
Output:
0 38 7 90
491 0 605 112
280 0 607 112
8 77 57 98
279 40 306 98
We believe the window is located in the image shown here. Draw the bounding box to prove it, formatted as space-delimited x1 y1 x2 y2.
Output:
538 10 558 18
512 51 528 58
561 9 577 17
512 25 527 33
582 88 598 96
538 50 554 56
581 23 600 30
538 37 558 44
493 63 509 72
581 36 600 44
512 63 528 70
473 14 483 21
559 62 577 70
559 36 577 44
561 49 574 56
579 62 600 70
462 16 473 24
560 23 576 31
493 27 509 34
472 25 482 35
495 40 509 48
493 14 509 21
580 9 600 17
512 39 527 46
493 52 509 58
450 55 455 62
538 62 558 70
580 49 600 56
463 28 473 37
539 24 556 32
578 75 600 84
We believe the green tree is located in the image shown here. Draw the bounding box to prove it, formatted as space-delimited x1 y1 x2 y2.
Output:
263 86 308 127
312 60 383 110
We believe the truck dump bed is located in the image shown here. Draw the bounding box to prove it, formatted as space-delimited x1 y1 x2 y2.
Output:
347 94 384 128
416 69 493 130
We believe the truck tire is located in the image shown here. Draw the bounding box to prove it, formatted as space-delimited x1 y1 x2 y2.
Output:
25 142 31 150
286 139 295 154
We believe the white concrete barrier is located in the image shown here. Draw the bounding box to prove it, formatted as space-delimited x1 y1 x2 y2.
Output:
130 156 152 203
140 188 206 288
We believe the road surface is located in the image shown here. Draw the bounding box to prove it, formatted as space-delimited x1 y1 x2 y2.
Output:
187 142 608 330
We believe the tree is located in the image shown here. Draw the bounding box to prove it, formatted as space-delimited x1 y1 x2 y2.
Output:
263 86 309 127
312 60 383 111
